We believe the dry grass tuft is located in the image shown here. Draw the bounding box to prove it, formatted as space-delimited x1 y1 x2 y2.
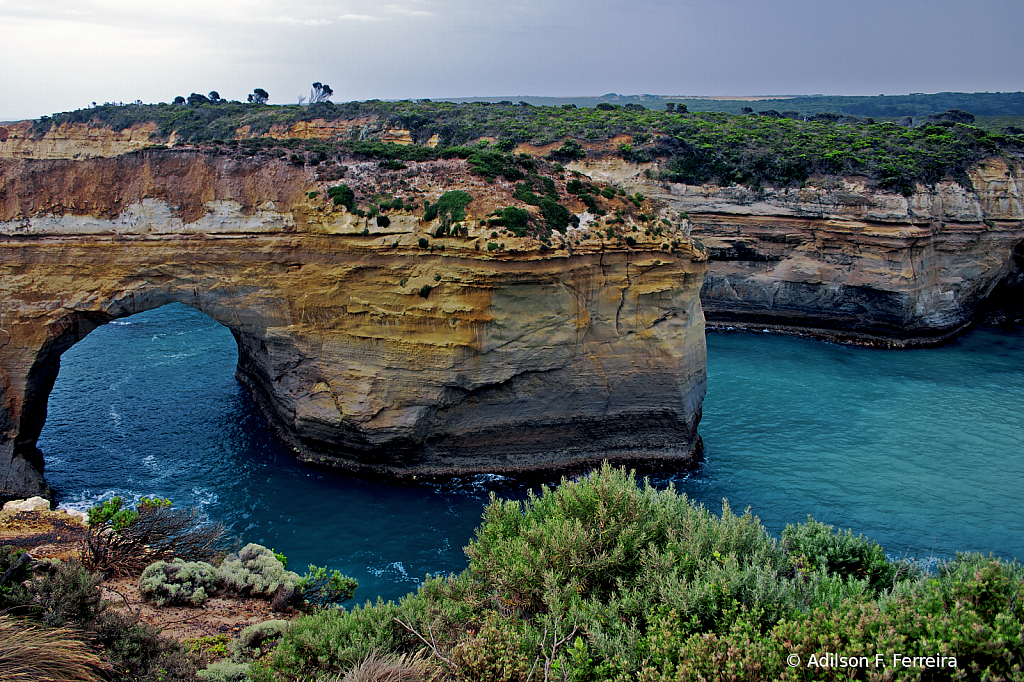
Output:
335 648 438 682
0 614 106 681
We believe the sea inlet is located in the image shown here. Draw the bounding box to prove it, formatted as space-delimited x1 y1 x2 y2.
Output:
39 303 1024 603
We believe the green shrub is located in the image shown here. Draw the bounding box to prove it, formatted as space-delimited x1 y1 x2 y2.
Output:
578 193 598 211
31 560 105 629
139 559 220 607
93 609 198 682
258 466 1024 680
418 285 432 298
81 501 227 577
87 496 138 530
434 190 474 223
271 601 405 675
467 149 525 182
219 544 300 599
184 634 230 660
538 197 571 232
378 158 407 171
782 517 917 594
299 561 358 610
328 184 356 210
0 546 33 612
231 620 290 661
1 555 105 629
297 565 358 608
499 207 530 236
548 139 586 163
418 237 429 248
448 612 534 680
467 465 790 627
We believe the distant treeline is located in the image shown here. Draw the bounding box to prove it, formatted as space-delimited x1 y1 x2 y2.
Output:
441 91 1024 118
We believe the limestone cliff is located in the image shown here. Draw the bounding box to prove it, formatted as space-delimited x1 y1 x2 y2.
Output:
570 156 1024 345
0 151 707 501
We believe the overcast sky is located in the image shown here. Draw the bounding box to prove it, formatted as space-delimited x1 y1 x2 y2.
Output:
2 0 1022 121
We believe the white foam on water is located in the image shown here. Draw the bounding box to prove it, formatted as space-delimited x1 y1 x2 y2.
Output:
191 487 218 507
366 561 420 583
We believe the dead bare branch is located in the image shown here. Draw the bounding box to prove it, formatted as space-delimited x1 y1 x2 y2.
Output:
79 505 233 577
392 617 457 670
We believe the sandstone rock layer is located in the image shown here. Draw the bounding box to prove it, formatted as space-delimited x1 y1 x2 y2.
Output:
0 154 707 500
571 157 1024 345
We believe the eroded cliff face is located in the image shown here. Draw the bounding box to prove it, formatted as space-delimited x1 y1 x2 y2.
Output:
0 152 707 500
570 157 1024 345
0 121 161 160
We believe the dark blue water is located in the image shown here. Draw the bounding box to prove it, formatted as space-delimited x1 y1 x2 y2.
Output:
39 304 1024 602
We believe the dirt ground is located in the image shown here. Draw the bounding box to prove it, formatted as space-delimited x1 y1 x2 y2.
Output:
0 508 297 642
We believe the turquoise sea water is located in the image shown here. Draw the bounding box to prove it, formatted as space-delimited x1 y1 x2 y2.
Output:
39 304 1024 603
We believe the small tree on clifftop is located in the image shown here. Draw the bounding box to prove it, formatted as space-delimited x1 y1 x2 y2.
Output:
248 88 269 104
310 82 333 104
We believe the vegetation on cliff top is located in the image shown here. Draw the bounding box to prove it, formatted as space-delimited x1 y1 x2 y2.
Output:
31 99 1024 197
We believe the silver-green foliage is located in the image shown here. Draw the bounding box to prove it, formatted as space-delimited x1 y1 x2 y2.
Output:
219 544 301 598
196 660 249 682
139 559 219 607
230 620 290 661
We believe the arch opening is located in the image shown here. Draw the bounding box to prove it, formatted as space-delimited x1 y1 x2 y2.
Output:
1 295 256 501
34 303 247 506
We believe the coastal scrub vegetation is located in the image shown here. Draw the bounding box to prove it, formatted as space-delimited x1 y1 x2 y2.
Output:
2 470 1022 679
1 544 199 681
262 465 1022 681
80 495 228 576
0 496 360 681
31 99 1024 198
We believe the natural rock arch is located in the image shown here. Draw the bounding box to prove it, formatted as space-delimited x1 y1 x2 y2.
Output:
1 234 708 501
1 273 276 500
